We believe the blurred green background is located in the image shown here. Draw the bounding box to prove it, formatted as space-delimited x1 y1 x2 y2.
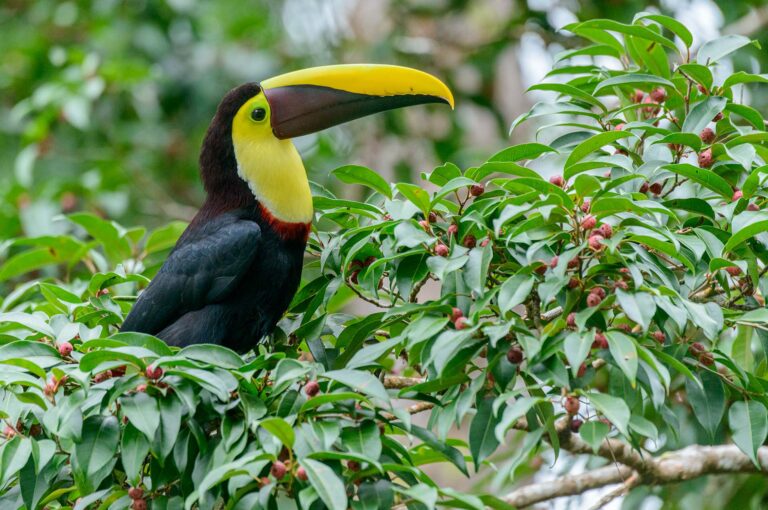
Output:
2 0 766 239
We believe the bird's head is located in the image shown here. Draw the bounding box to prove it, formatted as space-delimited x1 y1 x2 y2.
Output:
200 64 453 227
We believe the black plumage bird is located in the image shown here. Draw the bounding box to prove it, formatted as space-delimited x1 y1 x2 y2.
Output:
121 65 453 351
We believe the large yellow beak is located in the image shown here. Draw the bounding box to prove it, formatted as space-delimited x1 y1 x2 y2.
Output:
259 64 454 139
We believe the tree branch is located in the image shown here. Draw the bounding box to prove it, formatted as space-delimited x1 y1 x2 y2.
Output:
503 464 634 508
502 441 768 508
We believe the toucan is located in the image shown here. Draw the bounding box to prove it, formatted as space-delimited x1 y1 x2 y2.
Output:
121 64 454 351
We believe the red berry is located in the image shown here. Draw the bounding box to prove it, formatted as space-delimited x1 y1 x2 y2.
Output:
698 148 713 168
592 287 606 299
364 256 376 267
435 243 449 257
639 182 649 193
581 215 596 230
451 307 463 321
418 220 430 231
633 89 644 103
128 487 143 500
689 342 706 356
653 331 665 344
112 365 127 377
700 351 715 366
480 238 490 247
697 83 707 94
748 203 760 211
613 280 628 290
567 257 580 269
700 127 715 144
614 123 625 131
131 500 147 510
549 175 565 187
463 235 476 248
470 184 485 197
428 211 437 223
43 380 56 396
568 277 580 289
570 418 584 432
588 235 603 251
599 224 613 239
580 200 591 213
454 317 469 330
732 190 743 201
534 264 547 275
577 363 587 377
566 312 577 328
58 342 73 357
347 460 361 472
93 370 113 383
146 365 163 380
304 380 320 398
617 323 632 333
4 425 15 438
587 292 602 307
713 112 723 122
549 256 559 269
564 396 580 415
725 266 741 276
593 332 609 349
642 96 660 115
296 466 308 481
506 346 524 364
271 461 287 479
136 384 147 392
649 182 663 195
447 224 458 236
650 87 667 103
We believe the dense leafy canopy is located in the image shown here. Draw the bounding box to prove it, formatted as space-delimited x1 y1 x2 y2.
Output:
3 11 768 510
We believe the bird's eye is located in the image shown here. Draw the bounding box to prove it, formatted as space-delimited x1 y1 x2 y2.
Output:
250 108 267 122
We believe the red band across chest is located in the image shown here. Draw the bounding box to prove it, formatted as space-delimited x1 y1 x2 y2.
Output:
258 203 311 242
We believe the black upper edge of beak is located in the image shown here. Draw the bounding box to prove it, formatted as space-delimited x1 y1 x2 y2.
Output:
262 84 449 139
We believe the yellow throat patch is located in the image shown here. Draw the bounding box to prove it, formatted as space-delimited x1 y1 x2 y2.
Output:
231 94 313 224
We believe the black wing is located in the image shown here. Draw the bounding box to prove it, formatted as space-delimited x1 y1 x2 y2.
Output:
121 214 262 340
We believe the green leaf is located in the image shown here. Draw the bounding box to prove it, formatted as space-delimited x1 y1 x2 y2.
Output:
605 331 638 386
660 163 732 198
145 221 187 254
593 73 676 95
469 397 501 468
178 344 243 368
395 183 431 215
686 371 725 442
615 290 656 332
723 72 768 90
121 424 150 485
322 369 390 406
572 20 677 50
682 97 727 135
341 420 382 460
697 35 757 64
634 12 693 47
488 143 557 162
299 458 348 510
528 83 606 111
259 417 295 448
71 416 119 494
564 331 592 377
333 165 392 199
565 131 634 168
677 63 714 89
725 211 768 253
587 392 630 437
729 401 768 467
120 392 160 442
68 212 131 263
579 421 610 453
